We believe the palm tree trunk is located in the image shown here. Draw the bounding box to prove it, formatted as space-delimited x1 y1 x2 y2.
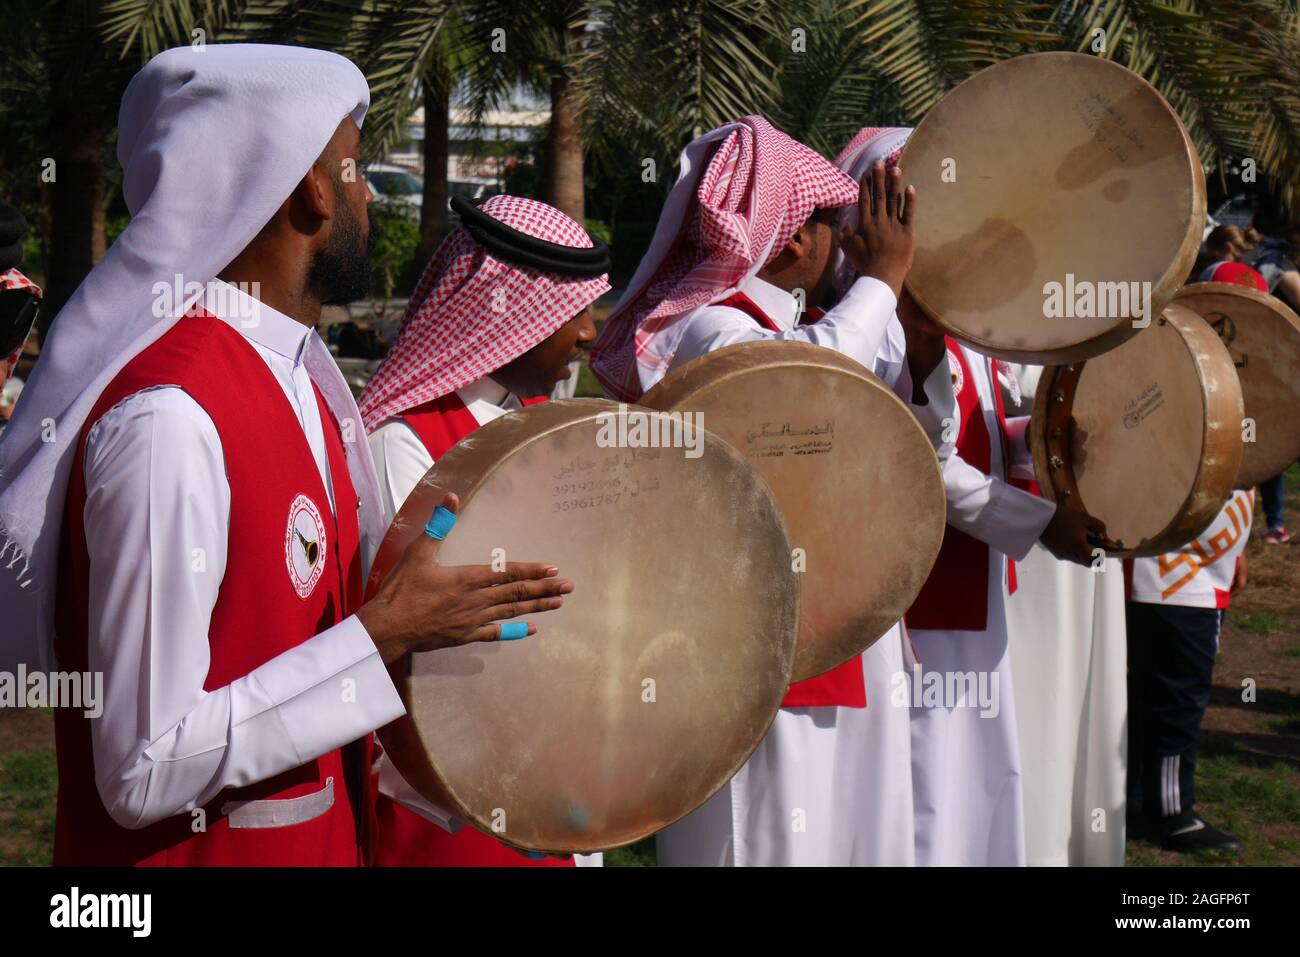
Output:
418 78 451 264
547 71 585 222
42 118 106 335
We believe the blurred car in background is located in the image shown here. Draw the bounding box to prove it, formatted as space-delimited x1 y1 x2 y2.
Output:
365 164 423 218
365 164 499 222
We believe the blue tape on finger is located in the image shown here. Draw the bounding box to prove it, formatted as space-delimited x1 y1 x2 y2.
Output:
424 506 456 541
500 621 529 641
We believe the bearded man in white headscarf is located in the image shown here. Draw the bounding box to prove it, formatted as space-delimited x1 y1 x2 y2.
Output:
0 45 572 867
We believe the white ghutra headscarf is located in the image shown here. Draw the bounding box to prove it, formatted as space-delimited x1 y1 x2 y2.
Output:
0 44 376 671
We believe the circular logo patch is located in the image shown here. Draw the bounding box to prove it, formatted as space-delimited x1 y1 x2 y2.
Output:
947 348 965 398
285 494 327 599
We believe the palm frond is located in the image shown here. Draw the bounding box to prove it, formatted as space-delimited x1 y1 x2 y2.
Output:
98 0 294 61
580 0 783 183
769 0 906 158
845 0 1058 120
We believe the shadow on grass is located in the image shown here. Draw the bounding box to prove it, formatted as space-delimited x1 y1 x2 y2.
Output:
1201 730 1300 772
1208 684 1300 718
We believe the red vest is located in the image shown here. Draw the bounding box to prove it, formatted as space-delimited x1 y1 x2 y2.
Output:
713 290 867 709
54 312 370 866
373 388 572 867
904 339 1021 632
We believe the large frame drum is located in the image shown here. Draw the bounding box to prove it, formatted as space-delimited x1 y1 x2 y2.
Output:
642 340 945 682
899 51 1205 363
1030 304 1243 557
367 400 800 854
1174 282 1300 488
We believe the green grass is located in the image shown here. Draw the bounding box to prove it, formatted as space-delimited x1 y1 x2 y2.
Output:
604 837 656 867
0 748 57 866
1127 738 1300 866
1234 612 1283 636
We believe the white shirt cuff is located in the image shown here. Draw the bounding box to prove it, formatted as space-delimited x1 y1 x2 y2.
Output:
246 615 407 769
981 481 1057 561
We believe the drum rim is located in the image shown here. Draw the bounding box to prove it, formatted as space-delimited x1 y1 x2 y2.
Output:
899 50 1207 364
1030 303 1243 557
373 398 801 853
1175 280 1300 321
642 339 946 680
1175 281 1300 488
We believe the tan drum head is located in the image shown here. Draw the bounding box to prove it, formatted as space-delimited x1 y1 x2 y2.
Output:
1174 282 1300 488
642 340 946 682
367 400 799 854
1031 303 1243 557
899 51 1205 363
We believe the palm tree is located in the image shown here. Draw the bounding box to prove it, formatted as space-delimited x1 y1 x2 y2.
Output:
764 0 907 158
302 1 463 262
579 1 783 195
0 1 153 330
444 0 597 221
835 0 1300 216
20 0 1300 333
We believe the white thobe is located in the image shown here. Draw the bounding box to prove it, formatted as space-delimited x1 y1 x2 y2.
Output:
367 376 603 867
79 280 405 830
907 346 1055 866
999 365 1127 866
653 275 955 866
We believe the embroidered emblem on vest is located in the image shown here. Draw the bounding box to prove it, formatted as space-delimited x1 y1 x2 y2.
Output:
285 493 327 598
947 347 965 397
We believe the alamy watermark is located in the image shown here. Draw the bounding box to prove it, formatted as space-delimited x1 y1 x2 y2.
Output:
1043 274 1151 329
50 887 150 937
0 666 102 718
595 404 704 459
151 274 262 327
892 664 1000 718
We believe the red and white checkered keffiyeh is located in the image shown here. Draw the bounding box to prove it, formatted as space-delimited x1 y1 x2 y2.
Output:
359 195 609 431
833 127 911 174
590 115 859 400
0 268 42 299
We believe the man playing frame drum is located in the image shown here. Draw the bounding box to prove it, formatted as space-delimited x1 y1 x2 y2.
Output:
0 46 571 867
593 116 953 865
359 194 611 866
829 127 1112 868
909 336 1118 867
1001 363 1128 867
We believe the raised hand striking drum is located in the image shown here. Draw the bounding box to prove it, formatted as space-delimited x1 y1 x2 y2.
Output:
641 340 945 682
1030 303 1243 557
367 399 798 854
1174 282 1300 488
899 51 1205 363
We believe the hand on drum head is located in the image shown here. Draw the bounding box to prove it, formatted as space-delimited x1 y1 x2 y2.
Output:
357 493 575 664
838 159 916 300
1040 502 1114 567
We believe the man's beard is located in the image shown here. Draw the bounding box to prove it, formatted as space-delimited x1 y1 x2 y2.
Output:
310 198 379 306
